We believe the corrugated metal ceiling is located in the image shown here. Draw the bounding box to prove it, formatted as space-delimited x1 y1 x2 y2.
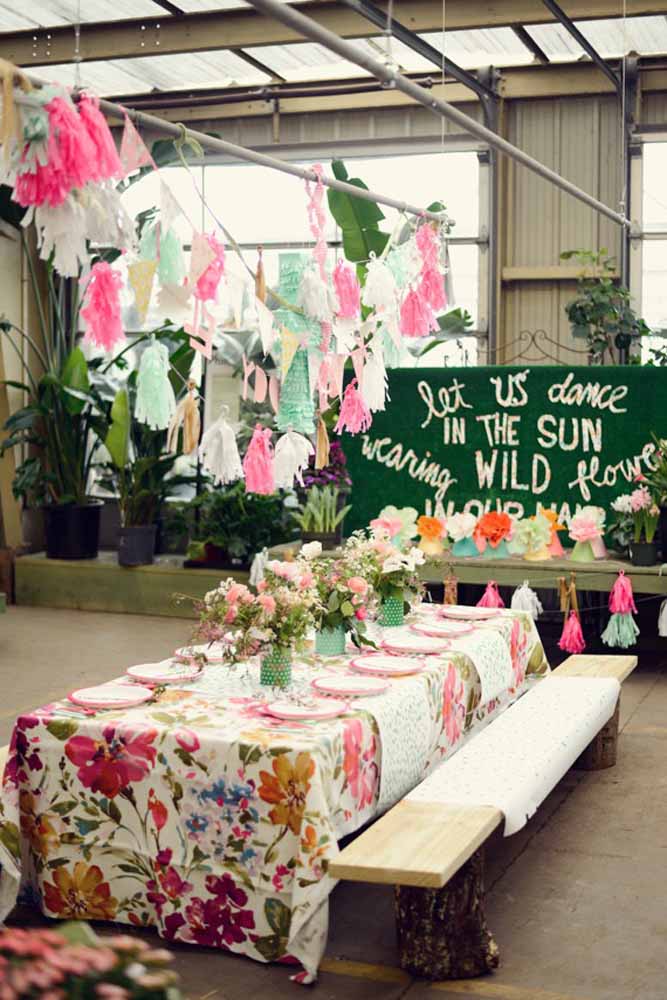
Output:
2 4 667 97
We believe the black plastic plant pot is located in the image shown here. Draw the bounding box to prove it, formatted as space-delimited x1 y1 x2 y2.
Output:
630 541 658 567
118 524 157 567
302 530 337 551
43 501 102 560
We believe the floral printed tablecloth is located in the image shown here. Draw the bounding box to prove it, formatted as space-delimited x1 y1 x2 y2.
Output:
0 609 548 983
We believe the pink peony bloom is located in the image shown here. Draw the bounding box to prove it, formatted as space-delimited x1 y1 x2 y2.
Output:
347 576 368 595
224 607 238 625
354 607 367 620
225 583 249 604
298 570 314 589
258 594 276 615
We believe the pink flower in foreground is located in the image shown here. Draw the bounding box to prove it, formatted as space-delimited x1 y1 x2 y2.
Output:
258 594 276 615
298 570 314 589
354 607 367 620
347 576 368 595
226 583 249 604
370 516 403 539
224 607 238 625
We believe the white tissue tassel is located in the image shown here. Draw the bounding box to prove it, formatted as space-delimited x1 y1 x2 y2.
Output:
511 581 543 620
198 412 243 485
273 430 314 490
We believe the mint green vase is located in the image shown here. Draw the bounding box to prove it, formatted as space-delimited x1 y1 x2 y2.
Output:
315 625 346 656
260 647 292 688
380 595 405 628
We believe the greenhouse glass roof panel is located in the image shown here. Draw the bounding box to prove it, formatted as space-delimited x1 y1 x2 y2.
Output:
420 27 534 69
0 1 159 28
525 16 667 62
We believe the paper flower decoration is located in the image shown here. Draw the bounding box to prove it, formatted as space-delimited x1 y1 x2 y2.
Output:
507 514 551 561
474 511 513 559
447 511 478 557
417 515 446 557
374 505 418 546
568 510 602 563
540 507 566 557
579 505 607 559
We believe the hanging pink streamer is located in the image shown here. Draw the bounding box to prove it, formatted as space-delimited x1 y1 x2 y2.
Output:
419 268 446 311
119 114 155 176
416 222 440 270
80 262 125 352
558 611 586 653
304 163 333 352
15 96 97 208
243 425 275 495
334 379 372 436
476 581 505 608
609 571 637 614
400 288 438 338
195 232 225 302
333 259 361 319
78 93 123 182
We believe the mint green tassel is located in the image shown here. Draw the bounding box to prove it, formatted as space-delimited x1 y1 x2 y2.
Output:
140 224 185 286
381 326 404 369
135 339 176 431
386 241 418 288
277 348 315 435
601 612 640 649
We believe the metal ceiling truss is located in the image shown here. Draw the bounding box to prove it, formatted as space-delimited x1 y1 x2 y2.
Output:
540 0 622 93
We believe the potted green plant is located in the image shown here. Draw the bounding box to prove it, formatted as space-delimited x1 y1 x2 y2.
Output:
293 485 352 550
611 484 660 566
561 249 649 363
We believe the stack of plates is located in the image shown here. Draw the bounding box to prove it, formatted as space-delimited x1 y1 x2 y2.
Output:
126 659 201 685
349 653 425 676
439 605 501 622
411 619 473 639
380 630 451 656
311 674 389 697
68 683 154 709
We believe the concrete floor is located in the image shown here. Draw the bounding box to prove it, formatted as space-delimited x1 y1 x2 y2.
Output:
1 606 666 1000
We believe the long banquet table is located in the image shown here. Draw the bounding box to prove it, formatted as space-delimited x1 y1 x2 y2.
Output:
0 606 548 983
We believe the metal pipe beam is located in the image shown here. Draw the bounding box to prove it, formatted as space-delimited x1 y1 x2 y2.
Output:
23 71 445 224
338 0 496 103
511 25 550 64
541 0 621 93
242 0 630 229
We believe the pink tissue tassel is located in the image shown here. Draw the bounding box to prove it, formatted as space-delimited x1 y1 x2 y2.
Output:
609 571 637 614
14 96 97 208
477 581 505 608
419 267 446 311
243 425 275 495
334 379 372 435
333 259 361 319
195 233 225 302
558 610 586 653
80 262 125 351
77 93 123 182
400 288 438 338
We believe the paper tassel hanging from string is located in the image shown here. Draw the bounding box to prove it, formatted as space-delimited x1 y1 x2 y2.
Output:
333 259 361 319
602 571 640 649
558 574 585 653
315 416 330 470
198 407 243 486
77 93 123 182
244 425 275 495
477 581 504 608
255 246 266 303
167 382 200 455
297 264 334 322
135 339 175 431
277 347 315 435
361 350 388 413
335 379 372 435
249 548 269 587
400 288 438 338
511 581 543 620
362 254 397 313
140 223 185 287
274 430 314 490
128 258 157 324
195 232 225 302
80 261 124 351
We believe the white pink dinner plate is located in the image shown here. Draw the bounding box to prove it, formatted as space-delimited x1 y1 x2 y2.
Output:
175 643 225 662
264 698 349 721
126 660 201 685
381 632 451 656
68 683 154 709
410 620 473 639
349 653 425 676
311 675 389 697
439 605 501 621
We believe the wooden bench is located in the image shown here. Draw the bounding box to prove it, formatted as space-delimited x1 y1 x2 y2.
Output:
330 653 637 981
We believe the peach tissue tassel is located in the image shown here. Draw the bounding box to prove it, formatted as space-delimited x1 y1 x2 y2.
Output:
167 381 201 456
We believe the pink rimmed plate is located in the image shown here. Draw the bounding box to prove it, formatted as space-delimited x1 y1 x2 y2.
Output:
175 643 225 662
68 683 154 709
264 698 349 721
439 605 501 621
126 660 201 685
312 675 389 698
410 620 473 640
349 653 425 677
381 633 451 656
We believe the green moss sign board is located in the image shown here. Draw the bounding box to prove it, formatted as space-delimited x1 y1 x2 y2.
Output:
344 365 667 530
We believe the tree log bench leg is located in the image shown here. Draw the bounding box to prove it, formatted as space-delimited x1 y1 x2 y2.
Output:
394 847 499 980
573 696 620 771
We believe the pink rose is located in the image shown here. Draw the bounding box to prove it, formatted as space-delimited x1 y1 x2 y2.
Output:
355 607 367 620
258 594 276 615
224 607 238 624
257 580 267 592
226 583 248 604
298 570 314 589
347 576 368 595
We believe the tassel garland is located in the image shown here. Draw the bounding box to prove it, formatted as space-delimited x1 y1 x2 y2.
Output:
602 571 640 649
511 581 543 620
77 93 123 182
273 429 314 490
297 265 334 322
198 407 243 486
195 232 225 302
243 425 275 495
559 611 586 653
333 259 361 319
135 339 176 431
335 379 372 436
315 416 330 470
477 581 504 608
419 267 446 310
362 254 397 313
400 288 437 338
80 261 125 351
167 384 200 455
361 350 388 413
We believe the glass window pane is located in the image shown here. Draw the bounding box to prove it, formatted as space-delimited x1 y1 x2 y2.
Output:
642 144 667 232
642 239 667 334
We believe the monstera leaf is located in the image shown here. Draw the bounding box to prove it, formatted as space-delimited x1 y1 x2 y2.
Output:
327 160 389 263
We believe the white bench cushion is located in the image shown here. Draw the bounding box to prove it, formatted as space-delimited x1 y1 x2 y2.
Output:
407 676 620 835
